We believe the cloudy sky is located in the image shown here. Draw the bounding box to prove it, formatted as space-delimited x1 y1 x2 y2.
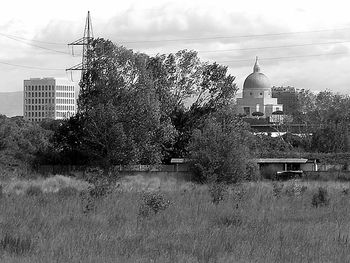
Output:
0 0 349 94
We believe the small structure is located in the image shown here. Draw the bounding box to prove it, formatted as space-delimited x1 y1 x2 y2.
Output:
254 158 318 179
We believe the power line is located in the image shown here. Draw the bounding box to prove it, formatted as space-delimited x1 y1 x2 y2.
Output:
217 52 347 63
0 32 66 45
0 34 74 55
119 27 350 44
0 60 64 70
198 40 350 53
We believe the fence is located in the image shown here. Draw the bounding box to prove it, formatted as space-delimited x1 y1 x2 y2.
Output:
36 164 191 176
303 171 350 181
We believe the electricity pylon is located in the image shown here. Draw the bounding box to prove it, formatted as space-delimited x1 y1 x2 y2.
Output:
66 11 94 90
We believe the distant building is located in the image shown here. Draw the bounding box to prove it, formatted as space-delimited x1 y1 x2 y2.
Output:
271 86 298 115
23 78 77 122
236 57 283 121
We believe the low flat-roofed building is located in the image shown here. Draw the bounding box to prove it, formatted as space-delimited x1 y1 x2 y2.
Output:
253 158 318 178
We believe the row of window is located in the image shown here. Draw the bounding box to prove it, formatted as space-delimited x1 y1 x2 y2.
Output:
25 92 54 98
25 110 75 118
25 92 74 98
24 85 74 92
56 85 75 91
24 98 76 105
56 92 74 98
25 105 54 111
25 98 54 104
25 112 54 118
56 99 75 105
24 85 53 91
27 118 43 122
56 105 75 111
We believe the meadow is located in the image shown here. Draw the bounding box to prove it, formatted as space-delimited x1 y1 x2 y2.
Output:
0 175 350 262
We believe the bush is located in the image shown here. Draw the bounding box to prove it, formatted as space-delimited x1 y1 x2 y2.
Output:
272 182 284 198
245 161 261 181
25 185 43 196
138 192 170 217
312 187 330 207
214 214 242 227
188 114 251 184
209 183 227 205
80 189 96 215
341 188 350 195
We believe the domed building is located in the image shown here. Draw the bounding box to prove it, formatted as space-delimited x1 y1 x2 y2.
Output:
237 57 283 118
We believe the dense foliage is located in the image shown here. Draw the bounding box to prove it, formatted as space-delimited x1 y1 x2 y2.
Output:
2 38 350 179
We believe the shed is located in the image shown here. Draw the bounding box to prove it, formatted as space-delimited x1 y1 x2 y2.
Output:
253 158 318 178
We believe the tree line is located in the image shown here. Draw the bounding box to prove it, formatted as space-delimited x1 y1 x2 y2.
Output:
1 38 350 182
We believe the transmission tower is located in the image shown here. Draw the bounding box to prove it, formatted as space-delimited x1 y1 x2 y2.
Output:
66 11 94 85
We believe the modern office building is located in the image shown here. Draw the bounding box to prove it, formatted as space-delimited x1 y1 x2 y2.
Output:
23 78 77 122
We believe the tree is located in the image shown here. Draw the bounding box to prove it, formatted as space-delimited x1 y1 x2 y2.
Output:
0 115 51 170
188 109 252 183
148 51 238 159
59 38 177 170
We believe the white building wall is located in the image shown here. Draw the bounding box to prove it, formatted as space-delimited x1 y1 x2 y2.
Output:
23 77 77 122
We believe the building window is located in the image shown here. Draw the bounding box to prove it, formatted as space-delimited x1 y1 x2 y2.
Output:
250 92 253 96
243 107 250 116
260 92 263 95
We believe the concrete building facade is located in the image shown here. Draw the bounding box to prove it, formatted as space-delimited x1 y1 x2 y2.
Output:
23 78 77 122
271 86 298 115
237 57 283 119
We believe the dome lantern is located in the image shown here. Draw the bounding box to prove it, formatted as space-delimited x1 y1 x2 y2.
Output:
243 57 271 90
253 56 260 73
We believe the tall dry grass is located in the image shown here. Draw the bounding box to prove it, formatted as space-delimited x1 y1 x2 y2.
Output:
0 178 349 262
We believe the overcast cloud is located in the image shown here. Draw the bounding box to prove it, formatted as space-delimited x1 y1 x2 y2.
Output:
0 0 349 94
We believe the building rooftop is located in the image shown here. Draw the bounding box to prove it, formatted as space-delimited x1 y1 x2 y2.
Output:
253 158 308 163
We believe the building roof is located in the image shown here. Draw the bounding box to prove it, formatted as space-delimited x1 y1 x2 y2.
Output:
243 57 271 90
253 158 308 164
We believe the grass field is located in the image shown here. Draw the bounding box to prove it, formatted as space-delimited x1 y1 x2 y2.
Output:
0 176 350 262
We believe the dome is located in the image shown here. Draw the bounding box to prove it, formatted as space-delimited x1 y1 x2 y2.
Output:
243 57 271 90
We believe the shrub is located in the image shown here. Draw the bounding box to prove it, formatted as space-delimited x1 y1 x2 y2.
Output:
188 114 250 184
341 188 350 195
25 185 43 197
272 182 284 197
138 192 170 217
312 187 330 207
209 183 227 205
245 161 261 181
0 233 33 255
215 214 242 228
80 189 96 215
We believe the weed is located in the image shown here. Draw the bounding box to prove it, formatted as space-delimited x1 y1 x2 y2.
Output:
0 233 33 255
80 189 96 215
312 187 330 207
215 214 242 228
25 185 43 197
138 191 170 217
272 182 284 198
209 183 227 205
89 184 111 199
341 188 350 195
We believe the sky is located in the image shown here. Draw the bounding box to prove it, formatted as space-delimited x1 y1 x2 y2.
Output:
0 0 349 95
